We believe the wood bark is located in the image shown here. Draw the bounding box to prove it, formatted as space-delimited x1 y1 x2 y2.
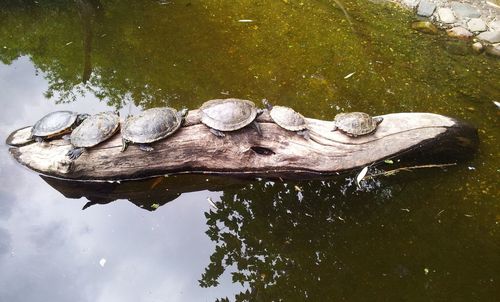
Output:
6 111 479 181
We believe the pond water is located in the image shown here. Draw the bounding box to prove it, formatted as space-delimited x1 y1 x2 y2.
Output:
0 0 499 301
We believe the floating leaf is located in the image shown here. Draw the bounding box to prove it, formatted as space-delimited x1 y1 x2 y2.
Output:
384 159 394 164
151 203 160 209
356 166 368 186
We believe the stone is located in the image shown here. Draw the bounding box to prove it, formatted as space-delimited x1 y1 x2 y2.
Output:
476 31 500 43
446 26 473 39
471 42 484 53
411 21 439 34
485 44 500 57
467 18 487 32
489 21 500 31
437 8 456 24
450 2 481 19
402 0 421 9
417 0 436 17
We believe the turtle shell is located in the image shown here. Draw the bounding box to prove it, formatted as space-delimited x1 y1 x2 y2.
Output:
31 111 79 138
70 112 120 148
200 98 258 131
334 112 380 137
122 107 184 144
269 106 307 131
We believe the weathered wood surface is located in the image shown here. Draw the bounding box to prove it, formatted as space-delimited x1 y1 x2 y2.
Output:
6 111 478 181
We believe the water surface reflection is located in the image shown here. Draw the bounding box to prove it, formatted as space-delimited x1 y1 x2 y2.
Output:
0 0 499 301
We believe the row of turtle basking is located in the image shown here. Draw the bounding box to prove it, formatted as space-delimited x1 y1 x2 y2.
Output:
29 98 383 160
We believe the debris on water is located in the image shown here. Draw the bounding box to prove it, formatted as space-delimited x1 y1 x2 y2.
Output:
424 267 429 275
294 185 303 192
384 159 394 164
150 177 163 189
435 209 445 217
238 19 254 23
151 203 160 209
99 258 106 267
464 214 473 217
401 208 410 212
344 72 355 79
494 101 500 109
468 166 476 170
65 41 73 46
220 91 230 95
207 197 218 210
356 166 368 187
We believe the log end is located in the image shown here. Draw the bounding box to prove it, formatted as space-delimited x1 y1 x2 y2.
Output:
6 126 33 147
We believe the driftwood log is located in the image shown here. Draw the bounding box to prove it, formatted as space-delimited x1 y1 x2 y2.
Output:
6 111 478 181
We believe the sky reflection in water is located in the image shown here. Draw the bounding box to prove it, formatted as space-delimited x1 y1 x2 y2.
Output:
0 58 241 302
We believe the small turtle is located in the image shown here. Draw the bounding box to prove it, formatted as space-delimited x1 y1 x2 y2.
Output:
262 99 309 139
332 112 383 137
121 107 188 152
200 98 262 137
31 111 89 142
67 111 121 160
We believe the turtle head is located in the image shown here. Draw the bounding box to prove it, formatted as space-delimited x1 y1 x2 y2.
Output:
373 116 383 125
76 113 90 124
178 108 189 118
261 99 273 110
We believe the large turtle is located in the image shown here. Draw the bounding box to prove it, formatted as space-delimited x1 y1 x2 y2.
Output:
66 111 121 160
262 99 309 139
200 98 262 137
332 112 383 137
31 111 89 142
121 107 188 152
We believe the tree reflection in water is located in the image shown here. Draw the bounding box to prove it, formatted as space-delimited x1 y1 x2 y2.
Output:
200 177 397 301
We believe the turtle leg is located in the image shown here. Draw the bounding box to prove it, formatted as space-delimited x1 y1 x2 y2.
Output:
297 130 310 140
252 121 262 136
34 136 44 143
209 128 225 138
373 116 384 124
138 143 154 152
62 134 71 141
331 125 338 132
67 147 85 160
121 139 129 152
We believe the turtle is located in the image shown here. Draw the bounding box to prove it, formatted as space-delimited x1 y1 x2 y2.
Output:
66 111 121 160
199 98 262 137
332 112 383 137
121 107 188 152
262 99 310 139
31 111 89 142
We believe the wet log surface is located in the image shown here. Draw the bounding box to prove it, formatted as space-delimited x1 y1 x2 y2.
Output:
6 111 479 181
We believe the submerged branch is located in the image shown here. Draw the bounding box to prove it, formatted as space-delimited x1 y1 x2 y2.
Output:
332 0 354 27
366 163 457 179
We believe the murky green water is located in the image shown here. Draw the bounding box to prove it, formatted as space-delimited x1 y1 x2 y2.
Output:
0 0 498 301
